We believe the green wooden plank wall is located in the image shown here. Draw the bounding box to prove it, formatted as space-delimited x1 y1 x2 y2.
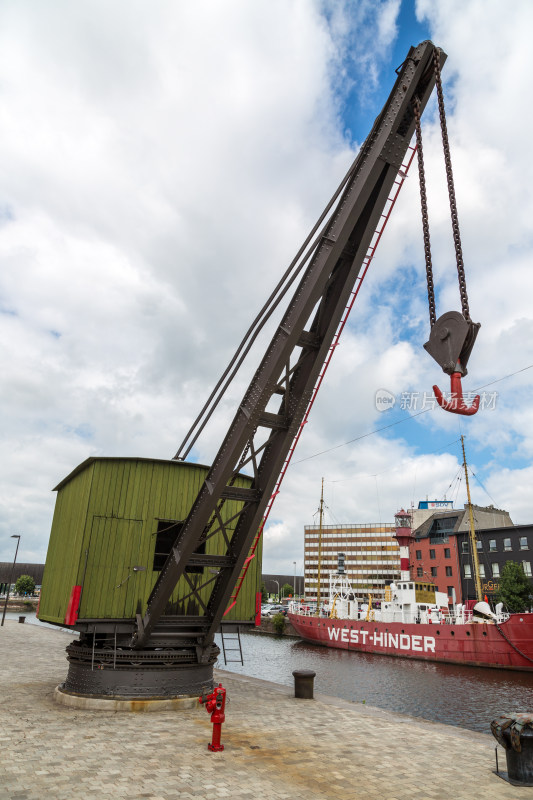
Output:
39 458 262 625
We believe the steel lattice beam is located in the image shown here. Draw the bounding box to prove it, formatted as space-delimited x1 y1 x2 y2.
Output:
132 40 446 652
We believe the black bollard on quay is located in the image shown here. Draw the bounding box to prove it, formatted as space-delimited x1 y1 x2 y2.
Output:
292 669 316 699
491 713 533 786
18 616 25 623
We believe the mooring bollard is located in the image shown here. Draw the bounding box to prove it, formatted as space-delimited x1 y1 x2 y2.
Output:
292 669 316 699
18 616 25 624
491 713 533 786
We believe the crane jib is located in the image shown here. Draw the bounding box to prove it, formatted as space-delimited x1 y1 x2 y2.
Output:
132 41 448 655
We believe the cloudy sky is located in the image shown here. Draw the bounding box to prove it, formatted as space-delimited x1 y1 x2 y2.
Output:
2 1 533 579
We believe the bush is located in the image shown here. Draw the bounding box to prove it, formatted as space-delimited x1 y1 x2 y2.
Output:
272 612 286 636
15 575 35 596
494 561 532 612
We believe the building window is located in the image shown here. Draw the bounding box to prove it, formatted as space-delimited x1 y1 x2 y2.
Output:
462 542 469 553
428 516 455 542
447 586 455 597
489 540 497 552
431 567 437 577
476 540 483 551
492 563 500 578
445 566 452 577
416 550 422 560
520 537 529 550
479 564 485 578
430 549 436 560
464 564 471 578
504 538 512 551
523 562 532 577
444 548 451 558
417 567 423 577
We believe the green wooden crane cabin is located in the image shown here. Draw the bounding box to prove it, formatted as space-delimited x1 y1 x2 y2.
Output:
40 457 261 628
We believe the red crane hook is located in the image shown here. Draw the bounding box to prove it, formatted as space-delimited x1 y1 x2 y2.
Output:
433 368 480 416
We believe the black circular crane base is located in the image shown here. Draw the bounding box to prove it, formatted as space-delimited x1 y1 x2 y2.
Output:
63 639 217 699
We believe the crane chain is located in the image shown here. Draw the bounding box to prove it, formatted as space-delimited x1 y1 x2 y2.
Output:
414 48 471 328
432 48 470 322
413 96 436 327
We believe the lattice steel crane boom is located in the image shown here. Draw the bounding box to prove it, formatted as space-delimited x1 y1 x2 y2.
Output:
131 40 447 664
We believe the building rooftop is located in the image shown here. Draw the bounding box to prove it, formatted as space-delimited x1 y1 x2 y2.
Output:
413 504 513 539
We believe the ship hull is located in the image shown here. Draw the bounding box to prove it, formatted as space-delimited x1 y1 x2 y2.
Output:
288 612 533 671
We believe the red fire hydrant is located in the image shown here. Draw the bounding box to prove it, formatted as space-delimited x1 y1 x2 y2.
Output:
199 683 226 752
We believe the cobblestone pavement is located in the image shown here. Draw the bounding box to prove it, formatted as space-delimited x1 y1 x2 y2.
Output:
0 622 523 799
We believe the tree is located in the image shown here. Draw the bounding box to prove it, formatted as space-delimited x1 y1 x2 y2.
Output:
271 612 286 635
260 581 267 602
494 561 532 612
281 583 293 598
15 575 35 596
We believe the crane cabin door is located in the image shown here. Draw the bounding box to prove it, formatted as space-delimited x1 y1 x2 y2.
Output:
79 516 144 620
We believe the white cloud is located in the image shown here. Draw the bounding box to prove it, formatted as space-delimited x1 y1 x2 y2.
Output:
0 0 360 561
1 0 533 579
265 0 533 571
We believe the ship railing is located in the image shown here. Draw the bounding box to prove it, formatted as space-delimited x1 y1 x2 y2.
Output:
289 602 320 617
439 610 471 624
289 602 512 626
440 612 458 624
495 611 511 623
443 610 510 625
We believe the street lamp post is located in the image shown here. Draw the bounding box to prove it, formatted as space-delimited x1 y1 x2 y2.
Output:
293 561 296 600
1 535 21 627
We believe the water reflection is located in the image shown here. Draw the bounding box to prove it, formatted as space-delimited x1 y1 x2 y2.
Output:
216 631 533 733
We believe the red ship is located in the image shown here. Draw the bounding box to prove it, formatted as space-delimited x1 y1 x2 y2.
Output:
288 585 533 672
289 501 533 672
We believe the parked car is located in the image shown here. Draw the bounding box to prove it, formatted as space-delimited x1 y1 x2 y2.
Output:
262 605 283 617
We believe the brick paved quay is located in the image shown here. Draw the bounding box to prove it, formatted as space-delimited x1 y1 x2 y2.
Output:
0 622 524 799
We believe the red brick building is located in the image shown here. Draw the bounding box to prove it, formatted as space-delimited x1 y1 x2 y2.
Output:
410 526 462 604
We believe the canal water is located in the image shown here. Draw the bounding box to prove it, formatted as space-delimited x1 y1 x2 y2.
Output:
215 630 533 734
2 609 73 632
9 613 532 734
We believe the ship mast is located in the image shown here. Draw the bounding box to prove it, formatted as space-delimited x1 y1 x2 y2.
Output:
461 435 483 602
316 478 325 614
